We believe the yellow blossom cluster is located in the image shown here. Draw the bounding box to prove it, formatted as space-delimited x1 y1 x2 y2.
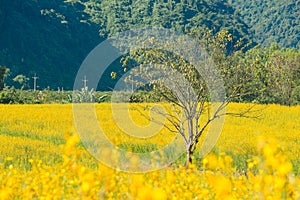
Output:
0 103 299 199
0 134 299 199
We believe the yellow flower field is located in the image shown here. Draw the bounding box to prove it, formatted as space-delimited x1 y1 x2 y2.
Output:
0 103 299 199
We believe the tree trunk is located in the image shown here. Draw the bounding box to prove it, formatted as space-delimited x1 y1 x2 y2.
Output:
186 147 193 168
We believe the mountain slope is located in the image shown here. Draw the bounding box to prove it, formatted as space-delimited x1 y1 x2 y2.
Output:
0 0 101 90
230 0 300 48
78 0 253 46
0 0 259 90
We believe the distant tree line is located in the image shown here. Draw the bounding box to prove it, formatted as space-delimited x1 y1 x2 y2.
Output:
1 42 299 106
227 44 300 105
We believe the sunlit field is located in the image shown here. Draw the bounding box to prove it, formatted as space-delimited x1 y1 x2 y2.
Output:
0 103 299 199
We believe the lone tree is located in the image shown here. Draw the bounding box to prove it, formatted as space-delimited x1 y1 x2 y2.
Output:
65 0 257 168
115 29 256 167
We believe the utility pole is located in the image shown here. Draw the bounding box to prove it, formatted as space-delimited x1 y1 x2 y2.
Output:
82 75 88 88
32 73 38 91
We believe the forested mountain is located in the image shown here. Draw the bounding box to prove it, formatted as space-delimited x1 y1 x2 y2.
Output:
0 0 253 89
0 0 298 90
78 0 251 40
230 0 300 48
0 0 102 89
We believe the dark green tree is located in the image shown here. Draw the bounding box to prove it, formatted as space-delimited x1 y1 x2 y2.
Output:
13 74 29 90
0 66 8 91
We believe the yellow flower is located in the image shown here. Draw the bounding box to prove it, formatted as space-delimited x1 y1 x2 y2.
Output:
0 188 12 200
81 182 90 194
277 162 292 176
6 157 13 161
137 187 167 200
0 103 299 199
202 158 208 167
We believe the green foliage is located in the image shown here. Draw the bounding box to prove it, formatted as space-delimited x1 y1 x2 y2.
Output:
266 47 300 105
0 87 20 104
13 74 29 89
0 66 7 91
0 87 50 104
70 0 253 49
227 44 300 105
128 90 162 103
0 87 165 104
231 0 300 48
69 87 95 103
292 86 300 105
0 87 69 104
118 143 158 153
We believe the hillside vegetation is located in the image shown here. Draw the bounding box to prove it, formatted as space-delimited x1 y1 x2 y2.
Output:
1 0 252 89
0 0 101 89
231 0 300 48
0 0 299 92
